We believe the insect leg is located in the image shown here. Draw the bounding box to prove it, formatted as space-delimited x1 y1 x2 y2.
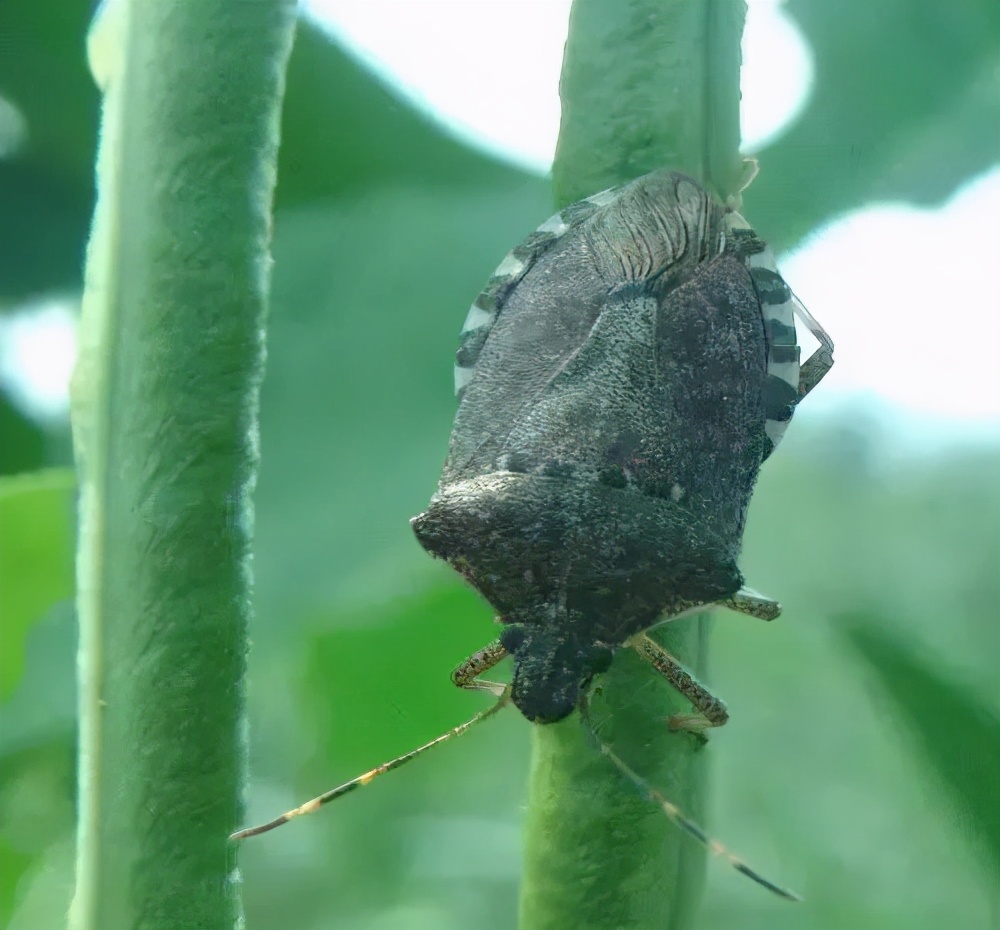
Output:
791 295 834 399
577 690 801 901
230 644 511 841
451 638 508 697
627 632 728 732
722 585 781 621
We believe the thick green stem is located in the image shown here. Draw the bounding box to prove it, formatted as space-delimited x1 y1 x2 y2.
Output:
69 3 295 928
552 0 746 207
520 3 747 929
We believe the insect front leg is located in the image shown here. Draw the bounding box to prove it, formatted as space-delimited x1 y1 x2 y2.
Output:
627 632 728 733
452 638 509 698
722 585 782 621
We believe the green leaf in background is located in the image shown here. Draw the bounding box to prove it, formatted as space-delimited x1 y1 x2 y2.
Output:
0 601 77 929
300 584 501 774
836 615 1000 888
0 733 75 928
241 582 528 930
745 0 1000 250
0 0 97 302
0 5 527 303
0 396 46 476
6 1 998 305
0 469 74 700
3 2 1000 928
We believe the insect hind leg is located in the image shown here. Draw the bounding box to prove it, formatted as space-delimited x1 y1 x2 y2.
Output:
791 295 834 399
452 638 508 697
722 586 781 621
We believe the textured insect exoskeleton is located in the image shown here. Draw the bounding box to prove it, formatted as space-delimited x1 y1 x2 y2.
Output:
234 170 833 898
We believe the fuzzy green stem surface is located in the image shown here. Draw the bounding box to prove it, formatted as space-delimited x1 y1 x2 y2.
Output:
520 3 747 929
553 0 745 207
69 3 296 928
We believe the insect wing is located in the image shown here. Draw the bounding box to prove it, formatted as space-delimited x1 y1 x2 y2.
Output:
445 172 724 487
453 193 615 399
447 208 619 479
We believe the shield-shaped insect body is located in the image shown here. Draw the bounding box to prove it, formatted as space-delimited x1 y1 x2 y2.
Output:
234 170 833 898
412 169 833 724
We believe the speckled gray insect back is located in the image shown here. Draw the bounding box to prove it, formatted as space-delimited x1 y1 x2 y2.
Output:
234 171 832 897
413 169 834 725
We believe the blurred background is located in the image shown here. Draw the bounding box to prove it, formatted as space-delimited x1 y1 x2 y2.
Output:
0 1 997 929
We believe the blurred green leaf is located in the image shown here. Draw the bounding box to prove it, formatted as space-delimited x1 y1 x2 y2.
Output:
6 2 998 303
0 469 74 701
0 6 527 302
0 395 46 476
0 733 75 927
747 0 1000 249
301 583 498 770
0 841 34 928
0 598 76 929
0 600 76 749
0 0 97 301
836 615 1000 885
240 583 525 930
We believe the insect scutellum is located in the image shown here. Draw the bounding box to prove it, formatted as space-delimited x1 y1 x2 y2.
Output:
233 170 832 900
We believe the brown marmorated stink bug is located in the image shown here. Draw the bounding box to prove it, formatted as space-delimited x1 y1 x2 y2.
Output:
233 169 834 898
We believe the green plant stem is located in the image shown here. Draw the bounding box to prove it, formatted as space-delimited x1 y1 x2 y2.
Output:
552 0 745 207
520 3 747 929
69 3 295 928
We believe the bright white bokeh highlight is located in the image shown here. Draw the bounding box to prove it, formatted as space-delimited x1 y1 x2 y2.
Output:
782 168 1000 426
306 0 572 172
0 298 77 420
740 0 813 150
0 95 29 160
306 0 813 168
